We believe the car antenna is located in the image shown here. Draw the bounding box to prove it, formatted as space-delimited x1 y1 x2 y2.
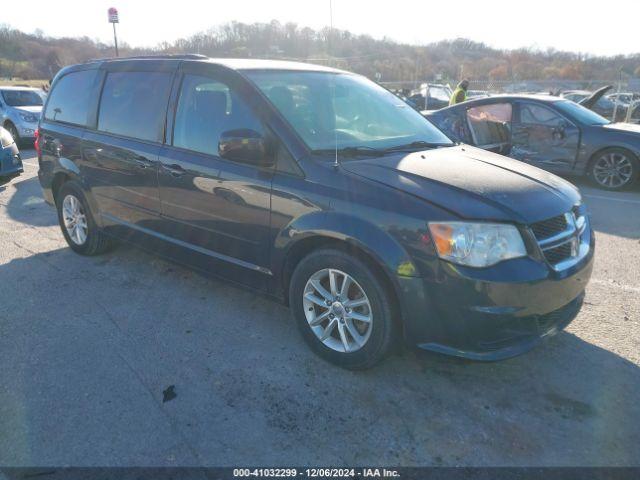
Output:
329 0 339 169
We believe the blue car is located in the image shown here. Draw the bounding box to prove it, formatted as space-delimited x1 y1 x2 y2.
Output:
0 126 23 180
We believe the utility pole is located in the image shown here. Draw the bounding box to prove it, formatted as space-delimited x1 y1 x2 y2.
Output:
108 7 120 57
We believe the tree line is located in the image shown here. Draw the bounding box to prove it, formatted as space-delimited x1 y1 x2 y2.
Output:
2 21 640 83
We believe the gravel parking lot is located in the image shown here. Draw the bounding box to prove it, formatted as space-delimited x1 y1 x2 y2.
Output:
1 150 639 467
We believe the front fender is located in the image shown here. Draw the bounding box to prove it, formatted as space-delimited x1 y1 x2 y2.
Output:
272 210 419 296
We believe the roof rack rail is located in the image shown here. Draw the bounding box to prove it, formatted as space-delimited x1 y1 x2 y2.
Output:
88 53 208 62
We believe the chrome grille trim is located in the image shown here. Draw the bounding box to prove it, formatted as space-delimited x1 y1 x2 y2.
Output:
529 208 589 271
537 213 577 250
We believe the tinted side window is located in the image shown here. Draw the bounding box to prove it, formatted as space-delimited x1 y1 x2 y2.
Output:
520 104 563 126
44 70 98 126
98 72 172 142
173 74 263 156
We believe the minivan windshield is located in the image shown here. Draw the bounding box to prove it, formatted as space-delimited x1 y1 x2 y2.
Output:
1 89 44 107
246 71 453 153
554 100 610 126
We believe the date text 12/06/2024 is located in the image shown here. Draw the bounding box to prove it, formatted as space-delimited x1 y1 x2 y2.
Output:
233 468 401 478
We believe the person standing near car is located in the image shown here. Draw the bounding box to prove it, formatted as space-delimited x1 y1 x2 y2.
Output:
449 79 469 105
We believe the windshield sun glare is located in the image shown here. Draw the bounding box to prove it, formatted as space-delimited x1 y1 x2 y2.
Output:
246 71 453 153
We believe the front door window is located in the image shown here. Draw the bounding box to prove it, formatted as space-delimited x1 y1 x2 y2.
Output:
511 102 579 168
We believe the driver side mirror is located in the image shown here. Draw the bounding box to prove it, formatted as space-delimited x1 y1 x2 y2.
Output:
218 129 274 167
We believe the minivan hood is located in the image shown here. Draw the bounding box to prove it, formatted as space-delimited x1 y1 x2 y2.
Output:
13 105 42 113
342 145 581 224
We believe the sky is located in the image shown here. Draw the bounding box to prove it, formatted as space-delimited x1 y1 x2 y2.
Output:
7 0 640 56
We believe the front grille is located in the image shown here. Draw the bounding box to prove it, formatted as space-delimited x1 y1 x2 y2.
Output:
529 208 588 270
543 242 572 265
530 214 567 240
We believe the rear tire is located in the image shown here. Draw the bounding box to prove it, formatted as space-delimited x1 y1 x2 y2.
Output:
589 148 638 190
56 181 114 256
289 248 396 369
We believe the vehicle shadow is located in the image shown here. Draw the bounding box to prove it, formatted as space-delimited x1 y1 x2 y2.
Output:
1 244 638 466
4 175 57 227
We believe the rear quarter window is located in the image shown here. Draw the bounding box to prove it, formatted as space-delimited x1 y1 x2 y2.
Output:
44 70 98 126
98 71 172 143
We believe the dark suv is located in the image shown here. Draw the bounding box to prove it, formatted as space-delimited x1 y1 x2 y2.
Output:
37 55 594 369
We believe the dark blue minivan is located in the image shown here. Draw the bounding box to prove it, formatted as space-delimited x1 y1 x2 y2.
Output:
37 55 594 368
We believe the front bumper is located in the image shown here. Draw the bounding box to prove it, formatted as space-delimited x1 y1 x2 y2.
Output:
17 123 37 140
397 230 595 361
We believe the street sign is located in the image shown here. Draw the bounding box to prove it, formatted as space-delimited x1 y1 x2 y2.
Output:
108 7 119 24
108 7 119 57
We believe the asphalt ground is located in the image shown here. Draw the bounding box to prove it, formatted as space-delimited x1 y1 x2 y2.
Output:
0 150 638 467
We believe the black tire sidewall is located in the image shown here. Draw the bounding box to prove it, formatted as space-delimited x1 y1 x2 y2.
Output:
6 123 19 144
590 148 639 191
289 249 395 369
56 181 100 255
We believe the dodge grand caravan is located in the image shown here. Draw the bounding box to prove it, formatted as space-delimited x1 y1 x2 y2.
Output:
37 55 594 369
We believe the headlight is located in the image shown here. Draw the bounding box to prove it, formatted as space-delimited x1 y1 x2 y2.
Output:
0 128 14 148
428 222 527 267
19 112 39 123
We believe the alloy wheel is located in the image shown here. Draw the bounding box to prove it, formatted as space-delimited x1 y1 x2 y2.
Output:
62 194 88 245
593 152 633 189
302 268 373 353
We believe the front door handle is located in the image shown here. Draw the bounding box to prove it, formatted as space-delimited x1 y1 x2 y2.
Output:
161 163 186 177
135 156 154 169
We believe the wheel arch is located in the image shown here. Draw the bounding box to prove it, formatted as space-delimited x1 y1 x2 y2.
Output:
3 120 17 137
50 164 103 227
587 145 639 171
51 171 72 202
275 212 418 334
586 145 639 189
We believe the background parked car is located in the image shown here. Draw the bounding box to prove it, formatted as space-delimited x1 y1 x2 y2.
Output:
409 83 453 110
466 89 490 100
608 93 640 124
0 126 23 180
0 86 45 145
427 94 640 190
608 92 640 106
560 86 627 122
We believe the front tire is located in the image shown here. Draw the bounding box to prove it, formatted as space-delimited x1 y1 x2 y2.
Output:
289 249 397 369
5 123 19 145
56 181 113 255
589 148 638 190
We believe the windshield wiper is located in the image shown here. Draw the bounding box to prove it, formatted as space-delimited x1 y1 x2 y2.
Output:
312 146 384 157
382 140 451 152
312 141 451 159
